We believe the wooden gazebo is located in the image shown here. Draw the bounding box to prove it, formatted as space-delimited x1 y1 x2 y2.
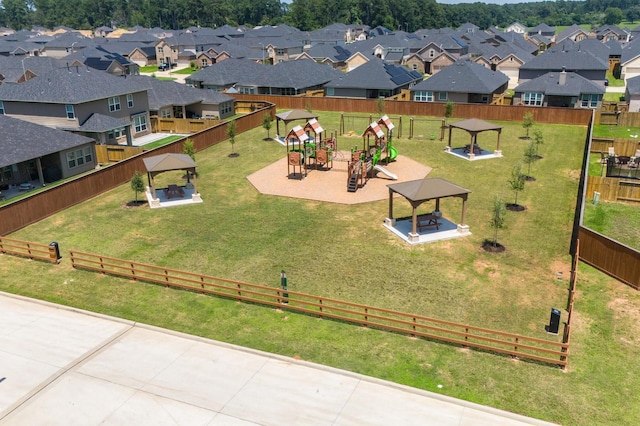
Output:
143 153 198 201
386 177 471 242
447 118 502 159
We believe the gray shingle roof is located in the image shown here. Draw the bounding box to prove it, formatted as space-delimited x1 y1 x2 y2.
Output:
519 48 608 71
625 74 640 95
514 71 605 96
0 115 93 168
411 59 508 93
130 75 233 109
0 66 150 104
74 113 130 132
186 58 265 86
325 57 422 90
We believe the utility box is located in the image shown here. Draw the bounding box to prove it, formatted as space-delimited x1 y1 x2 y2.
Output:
49 242 61 262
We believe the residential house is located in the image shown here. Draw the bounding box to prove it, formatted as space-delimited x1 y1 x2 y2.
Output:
303 44 353 70
0 114 96 188
513 69 605 108
186 58 342 96
624 74 640 111
517 47 608 85
0 66 151 145
621 39 640 81
505 23 527 34
128 45 158 66
527 23 555 39
0 56 67 83
410 59 509 104
555 24 589 44
41 33 95 59
324 57 422 99
94 26 114 38
63 45 139 75
591 25 630 43
133 76 234 119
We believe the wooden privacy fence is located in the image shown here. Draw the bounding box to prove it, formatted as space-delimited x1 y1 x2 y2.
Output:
69 249 569 368
591 137 640 156
586 176 640 203
577 227 640 289
0 237 61 263
229 94 592 125
95 145 145 163
150 117 220 133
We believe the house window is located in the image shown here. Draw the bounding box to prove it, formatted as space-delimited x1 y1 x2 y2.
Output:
160 109 171 118
133 115 147 133
220 102 233 116
438 92 448 101
414 91 433 102
239 86 256 94
326 87 334 96
276 48 285 55
127 94 134 108
201 59 208 67
0 101 4 114
523 92 543 106
428 49 435 58
581 94 599 108
67 147 92 168
65 104 75 119
108 96 121 112
412 63 418 70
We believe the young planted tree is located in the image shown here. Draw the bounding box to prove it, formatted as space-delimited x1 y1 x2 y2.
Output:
376 97 386 115
507 163 526 211
522 112 534 139
182 138 196 161
227 119 238 157
523 140 538 181
485 196 507 252
262 114 273 140
532 128 544 159
444 100 455 121
130 171 145 204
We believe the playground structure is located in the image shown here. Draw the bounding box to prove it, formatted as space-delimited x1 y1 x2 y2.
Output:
285 119 338 180
347 119 399 192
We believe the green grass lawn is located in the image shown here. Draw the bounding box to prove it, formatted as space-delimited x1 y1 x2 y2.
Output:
140 135 186 149
3 113 640 425
604 92 625 102
171 67 197 75
606 71 625 88
592 124 640 139
138 65 159 73
583 201 640 250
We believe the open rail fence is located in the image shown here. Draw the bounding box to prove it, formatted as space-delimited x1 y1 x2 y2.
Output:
69 249 569 368
0 237 60 263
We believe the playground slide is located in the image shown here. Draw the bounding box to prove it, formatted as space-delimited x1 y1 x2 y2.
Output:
373 165 398 180
389 146 398 161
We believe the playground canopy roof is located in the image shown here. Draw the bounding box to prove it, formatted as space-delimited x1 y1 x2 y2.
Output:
378 115 395 131
305 118 324 135
276 109 319 136
364 122 385 139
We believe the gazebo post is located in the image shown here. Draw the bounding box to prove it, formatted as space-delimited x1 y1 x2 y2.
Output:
495 129 503 157
457 194 470 234
411 206 418 235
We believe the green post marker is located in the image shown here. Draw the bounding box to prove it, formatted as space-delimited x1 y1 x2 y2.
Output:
280 270 288 304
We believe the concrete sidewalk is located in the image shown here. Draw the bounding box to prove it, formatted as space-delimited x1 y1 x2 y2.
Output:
0 292 557 425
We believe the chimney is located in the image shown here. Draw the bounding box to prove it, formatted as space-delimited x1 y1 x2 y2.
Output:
558 67 566 85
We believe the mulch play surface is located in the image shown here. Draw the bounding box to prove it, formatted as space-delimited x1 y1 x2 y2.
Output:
247 152 432 205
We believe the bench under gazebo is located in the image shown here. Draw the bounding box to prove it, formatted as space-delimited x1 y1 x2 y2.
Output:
446 118 503 160
384 177 471 244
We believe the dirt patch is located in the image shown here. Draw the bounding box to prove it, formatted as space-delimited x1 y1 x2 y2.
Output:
123 200 146 208
505 203 526 212
550 260 571 282
481 240 506 253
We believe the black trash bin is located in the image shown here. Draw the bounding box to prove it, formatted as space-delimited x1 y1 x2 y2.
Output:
49 241 61 261
546 308 561 335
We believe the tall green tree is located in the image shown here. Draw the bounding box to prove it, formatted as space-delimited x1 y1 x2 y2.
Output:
130 171 145 202
3 0 31 29
604 7 623 25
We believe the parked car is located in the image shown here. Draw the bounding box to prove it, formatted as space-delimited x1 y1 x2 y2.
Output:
158 62 177 71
